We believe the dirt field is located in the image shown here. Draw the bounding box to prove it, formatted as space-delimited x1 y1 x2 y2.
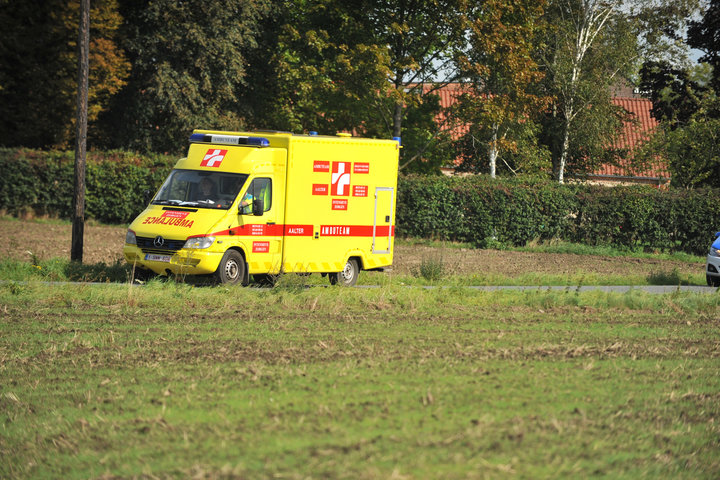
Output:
1 218 704 280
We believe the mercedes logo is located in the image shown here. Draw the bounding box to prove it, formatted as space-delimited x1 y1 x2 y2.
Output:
153 236 165 248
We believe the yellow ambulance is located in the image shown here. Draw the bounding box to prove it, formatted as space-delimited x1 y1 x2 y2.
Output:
123 130 400 286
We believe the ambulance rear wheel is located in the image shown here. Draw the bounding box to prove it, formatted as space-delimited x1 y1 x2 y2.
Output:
329 258 359 287
215 250 245 285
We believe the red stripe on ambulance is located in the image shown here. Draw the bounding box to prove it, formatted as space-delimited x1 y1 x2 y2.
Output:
209 224 393 238
320 225 394 237
213 224 285 237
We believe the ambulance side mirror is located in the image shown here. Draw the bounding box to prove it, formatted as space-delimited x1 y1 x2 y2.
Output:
143 189 152 205
252 198 264 216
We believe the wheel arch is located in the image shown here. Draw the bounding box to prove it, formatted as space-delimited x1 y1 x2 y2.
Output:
343 250 366 271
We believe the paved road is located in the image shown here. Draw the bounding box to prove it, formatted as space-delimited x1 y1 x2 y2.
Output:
477 285 718 293
359 285 720 294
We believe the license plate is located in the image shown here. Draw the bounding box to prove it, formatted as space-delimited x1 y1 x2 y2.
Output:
145 254 171 263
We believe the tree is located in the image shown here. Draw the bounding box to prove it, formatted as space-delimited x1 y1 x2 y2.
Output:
245 0 466 172
395 92 456 173
635 0 720 188
688 0 720 92
636 0 710 128
0 0 129 149
453 0 551 176
639 60 707 128
243 0 391 135
360 0 468 138
537 0 637 182
665 119 720 188
639 99 720 188
629 0 705 66
101 0 271 153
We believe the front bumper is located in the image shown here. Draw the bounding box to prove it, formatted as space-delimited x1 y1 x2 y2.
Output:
123 244 223 276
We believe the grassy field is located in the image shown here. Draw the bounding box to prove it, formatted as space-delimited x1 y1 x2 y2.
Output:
2 281 719 478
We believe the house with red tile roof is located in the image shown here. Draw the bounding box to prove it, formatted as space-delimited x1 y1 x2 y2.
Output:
426 83 669 186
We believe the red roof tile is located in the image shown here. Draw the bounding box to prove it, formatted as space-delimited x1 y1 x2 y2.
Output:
424 83 668 181
593 97 668 180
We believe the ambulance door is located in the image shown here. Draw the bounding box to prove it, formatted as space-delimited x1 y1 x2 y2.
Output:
242 177 283 274
372 187 394 254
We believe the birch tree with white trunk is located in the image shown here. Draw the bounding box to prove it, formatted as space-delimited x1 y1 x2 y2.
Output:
554 0 614 183
541 0 700 183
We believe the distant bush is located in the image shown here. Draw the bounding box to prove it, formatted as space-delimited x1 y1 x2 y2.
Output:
398 175 719 256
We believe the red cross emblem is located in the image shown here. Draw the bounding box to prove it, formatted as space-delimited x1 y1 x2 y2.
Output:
331 161 351 196
201 149 227 167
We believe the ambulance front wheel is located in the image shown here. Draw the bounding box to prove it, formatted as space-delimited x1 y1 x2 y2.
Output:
215 250 246 285
329 258 359 287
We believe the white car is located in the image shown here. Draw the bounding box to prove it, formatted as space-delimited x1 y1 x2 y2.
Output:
707 232 720 287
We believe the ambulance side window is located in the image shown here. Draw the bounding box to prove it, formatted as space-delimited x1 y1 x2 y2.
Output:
241 177 272 214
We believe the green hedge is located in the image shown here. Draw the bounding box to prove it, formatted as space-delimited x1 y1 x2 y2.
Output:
396 175 582 247
0 148 174 224
398 175 719 255
1 149 718 255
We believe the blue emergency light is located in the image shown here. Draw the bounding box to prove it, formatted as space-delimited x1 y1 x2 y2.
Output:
189 133 270 147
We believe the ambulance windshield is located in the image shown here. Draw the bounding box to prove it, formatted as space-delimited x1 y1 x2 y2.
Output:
152 169 248 210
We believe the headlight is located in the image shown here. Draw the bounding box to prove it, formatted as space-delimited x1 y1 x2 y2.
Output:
125 230 137 245
710 246 720 257
184 236 215 249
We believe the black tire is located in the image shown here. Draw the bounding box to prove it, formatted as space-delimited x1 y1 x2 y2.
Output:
215 250 246 285
708 274 720 287
329 258 359 287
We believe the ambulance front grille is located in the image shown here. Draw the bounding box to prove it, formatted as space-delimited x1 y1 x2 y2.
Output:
136 236 185 254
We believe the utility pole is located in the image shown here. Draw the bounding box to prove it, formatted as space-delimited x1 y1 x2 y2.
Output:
72 0 90 262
